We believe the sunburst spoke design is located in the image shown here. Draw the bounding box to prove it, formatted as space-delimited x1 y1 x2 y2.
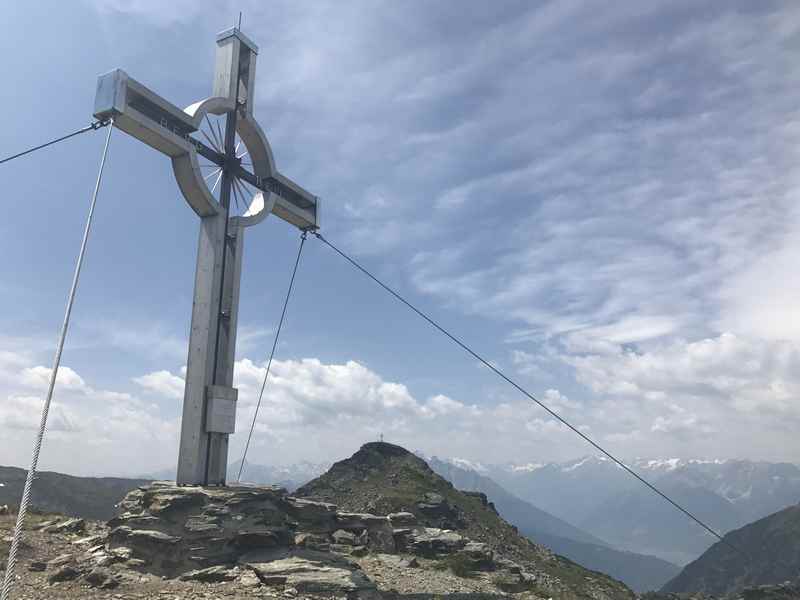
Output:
232 178 244 212
237 177 257 197
201 129 221 154
194 112 261 219
204 168 222 181
214 120 225 152
235 177 256 215
210 171 224 194
206 115 223 149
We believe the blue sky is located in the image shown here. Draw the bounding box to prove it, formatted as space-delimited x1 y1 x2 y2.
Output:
2 1 800 476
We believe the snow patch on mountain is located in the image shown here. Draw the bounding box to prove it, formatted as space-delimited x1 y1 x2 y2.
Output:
510 462 545 473
447 457 489 473
563 457 594 472
414 453 490 474
627 458 730 471
636 458 682 471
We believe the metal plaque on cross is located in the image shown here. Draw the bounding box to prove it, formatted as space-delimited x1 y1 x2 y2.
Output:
93 28 319 486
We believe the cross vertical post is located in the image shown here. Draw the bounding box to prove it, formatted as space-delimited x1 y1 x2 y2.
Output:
204 58 241 485
178 30 250 486
92 27 319 487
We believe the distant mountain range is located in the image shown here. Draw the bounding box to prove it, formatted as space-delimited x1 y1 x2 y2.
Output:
426 456 680 591
426 456 606 546
480 456 800 564
228 458 328 491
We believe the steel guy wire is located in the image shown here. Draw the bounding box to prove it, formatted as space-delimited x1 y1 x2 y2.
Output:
0 120 109 166
236 232 307 483
1 121 115 600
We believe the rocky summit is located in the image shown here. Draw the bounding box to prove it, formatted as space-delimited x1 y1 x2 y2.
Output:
294 441 635 599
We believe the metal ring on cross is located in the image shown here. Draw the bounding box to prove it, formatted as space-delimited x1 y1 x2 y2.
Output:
175 97 278 227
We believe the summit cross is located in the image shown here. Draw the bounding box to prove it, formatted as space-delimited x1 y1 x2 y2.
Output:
93 28 319 486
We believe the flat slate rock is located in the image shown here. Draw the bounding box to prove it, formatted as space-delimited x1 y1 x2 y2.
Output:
247 555 377 595
179 565 236 582
406 527 465 555
48 564 80 583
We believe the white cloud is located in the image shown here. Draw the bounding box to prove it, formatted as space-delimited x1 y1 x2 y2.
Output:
231 358 470 427
0 350 29 371
556 333 800 457
0 396 77 432
5 338 799 475
19 366 87 392
222 357 591 464
505 329 800 460
568 333 800 416
0 359 177 476
651 412 714 437
717 205 800 341
541 388 580 413
133 370 185 400
422 394 466 417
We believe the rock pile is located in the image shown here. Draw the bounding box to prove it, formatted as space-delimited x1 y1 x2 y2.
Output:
61 482 538 598
16 518 125 590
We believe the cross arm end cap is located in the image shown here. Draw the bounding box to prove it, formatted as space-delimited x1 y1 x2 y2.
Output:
216 27 259 54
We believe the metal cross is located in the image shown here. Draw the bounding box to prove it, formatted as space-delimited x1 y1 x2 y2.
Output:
93 28 319 486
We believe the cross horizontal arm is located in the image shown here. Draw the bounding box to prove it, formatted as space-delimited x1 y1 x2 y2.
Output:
94 69 201 158
231 164 318 230
92 67 319 229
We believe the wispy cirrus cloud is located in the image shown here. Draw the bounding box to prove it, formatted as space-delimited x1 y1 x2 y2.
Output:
83 0 800 355
14 1 800 470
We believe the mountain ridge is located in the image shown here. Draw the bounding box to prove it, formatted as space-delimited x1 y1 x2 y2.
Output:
661 502 800 596
0 465 149 520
